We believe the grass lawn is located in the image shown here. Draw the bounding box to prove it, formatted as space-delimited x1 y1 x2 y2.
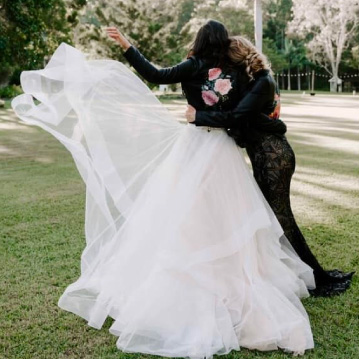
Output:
0 94 358 359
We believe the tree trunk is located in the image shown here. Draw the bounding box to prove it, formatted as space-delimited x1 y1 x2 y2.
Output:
254 0 262 52
311 70 315 92
307 65 310 90
297 67 301 91
330 66 342 92
282 70 285 89
330 77 338 92
287 68 291 90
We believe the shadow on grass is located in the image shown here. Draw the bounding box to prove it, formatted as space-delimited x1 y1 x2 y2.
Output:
284 113 359 125
1 95 359 359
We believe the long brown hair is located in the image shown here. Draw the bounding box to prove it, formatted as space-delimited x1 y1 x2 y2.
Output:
188 20 230 66
228 36 271 80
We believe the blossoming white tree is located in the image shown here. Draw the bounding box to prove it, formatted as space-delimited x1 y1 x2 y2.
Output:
288 0 359 92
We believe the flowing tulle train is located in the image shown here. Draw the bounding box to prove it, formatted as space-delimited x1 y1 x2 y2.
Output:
12 43 315 358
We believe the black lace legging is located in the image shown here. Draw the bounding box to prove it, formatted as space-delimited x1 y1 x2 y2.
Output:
246 134 329 282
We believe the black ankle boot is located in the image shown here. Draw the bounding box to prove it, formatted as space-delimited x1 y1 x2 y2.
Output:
309 279 352 297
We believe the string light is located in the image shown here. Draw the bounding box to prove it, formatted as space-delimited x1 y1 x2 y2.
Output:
273 73 359 79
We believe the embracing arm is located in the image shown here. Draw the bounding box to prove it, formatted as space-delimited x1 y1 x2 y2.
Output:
194 75 286 134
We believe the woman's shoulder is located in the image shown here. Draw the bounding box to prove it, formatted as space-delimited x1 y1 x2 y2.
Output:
253 69 272 80
253 69 275 85
187 55 205 68
252 70 275 92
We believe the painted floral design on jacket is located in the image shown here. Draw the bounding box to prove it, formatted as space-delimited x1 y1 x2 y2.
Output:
269 93 281 120
201 68 233 107
202 90 219 106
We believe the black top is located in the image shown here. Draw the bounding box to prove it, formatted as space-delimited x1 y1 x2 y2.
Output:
195 70 276 126
194 70 286 146
124 45 244 112
123 46 286 143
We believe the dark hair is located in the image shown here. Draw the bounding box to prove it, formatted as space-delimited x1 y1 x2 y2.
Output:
189 20 230 66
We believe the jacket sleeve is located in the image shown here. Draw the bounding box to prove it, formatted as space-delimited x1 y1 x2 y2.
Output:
252 114 287 134
194 76 286 134
124 46 198 84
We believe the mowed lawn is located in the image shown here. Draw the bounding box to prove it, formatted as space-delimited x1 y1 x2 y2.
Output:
0 94 358 359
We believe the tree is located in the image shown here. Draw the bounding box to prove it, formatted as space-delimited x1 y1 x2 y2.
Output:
263 0 292 51
0 0 85 85
282 38 296 90
262 0 295 89
262 37 286 71
282 38 308 90
73 0 192 67
290 41 307 91
184 0 254 42
343 24 359 71
288 0 359 91
351 46 359 69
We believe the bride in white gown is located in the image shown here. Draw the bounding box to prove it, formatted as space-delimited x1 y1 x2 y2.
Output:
12 21 315 358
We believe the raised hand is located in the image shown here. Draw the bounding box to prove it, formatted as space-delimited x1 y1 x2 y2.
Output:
105 27 131 50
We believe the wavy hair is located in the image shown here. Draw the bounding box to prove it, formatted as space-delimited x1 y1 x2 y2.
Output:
228 36 271 80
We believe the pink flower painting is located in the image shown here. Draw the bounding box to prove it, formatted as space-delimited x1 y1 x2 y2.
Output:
201 90 219 106
269 94 281 120
208 68 222 81
214 79 232 95
201 68 233 107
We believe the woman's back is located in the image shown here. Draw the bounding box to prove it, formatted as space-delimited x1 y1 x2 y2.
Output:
182 57 249 112
124 46 249 113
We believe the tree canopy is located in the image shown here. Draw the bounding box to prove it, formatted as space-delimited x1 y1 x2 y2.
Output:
288 0 359 86
1 0 359 88
0 0 86 84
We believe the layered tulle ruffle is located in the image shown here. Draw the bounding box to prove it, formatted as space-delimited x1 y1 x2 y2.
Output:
12 43 315 358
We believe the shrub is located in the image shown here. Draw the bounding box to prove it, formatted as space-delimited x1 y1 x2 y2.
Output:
8 69 22 86
0 85 23 99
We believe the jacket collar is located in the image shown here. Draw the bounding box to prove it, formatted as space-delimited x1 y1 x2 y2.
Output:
253 69 270 79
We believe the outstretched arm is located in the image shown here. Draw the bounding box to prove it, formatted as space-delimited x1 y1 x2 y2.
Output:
123 47 198 84
106 27 198 84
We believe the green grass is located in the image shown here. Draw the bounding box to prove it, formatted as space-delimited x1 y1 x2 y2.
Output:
1 95 358 359
0 100 12 110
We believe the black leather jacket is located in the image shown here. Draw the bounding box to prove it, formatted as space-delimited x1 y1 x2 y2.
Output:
123 46 286 140
195 70 284 146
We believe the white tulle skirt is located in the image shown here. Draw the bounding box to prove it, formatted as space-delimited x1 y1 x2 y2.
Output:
12 43 315 357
